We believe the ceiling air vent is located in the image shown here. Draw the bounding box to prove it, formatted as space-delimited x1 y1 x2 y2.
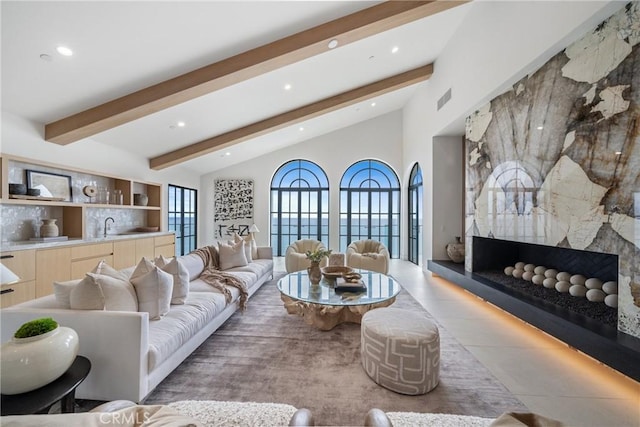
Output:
437 88 452 111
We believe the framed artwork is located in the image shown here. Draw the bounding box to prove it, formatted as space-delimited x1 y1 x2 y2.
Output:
214 179 253 239
26 169 73 201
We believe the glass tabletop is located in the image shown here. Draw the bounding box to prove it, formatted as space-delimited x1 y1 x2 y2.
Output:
277 270 401 306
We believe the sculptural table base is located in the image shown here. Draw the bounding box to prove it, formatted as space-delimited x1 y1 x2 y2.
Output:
280 294 396 331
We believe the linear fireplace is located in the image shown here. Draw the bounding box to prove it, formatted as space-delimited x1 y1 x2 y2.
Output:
472 237 618 282
427 237 640 382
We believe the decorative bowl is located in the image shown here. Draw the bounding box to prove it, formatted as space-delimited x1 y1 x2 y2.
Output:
321 265 354 280
135 226 159 232
26 188 41 197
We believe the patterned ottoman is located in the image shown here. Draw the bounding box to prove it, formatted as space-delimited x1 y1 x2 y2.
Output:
361 307 440 395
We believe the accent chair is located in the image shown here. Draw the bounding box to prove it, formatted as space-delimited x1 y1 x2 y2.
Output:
345 239 389 274
285 239 328 273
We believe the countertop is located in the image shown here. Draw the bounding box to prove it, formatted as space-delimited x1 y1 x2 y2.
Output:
1 231 174 252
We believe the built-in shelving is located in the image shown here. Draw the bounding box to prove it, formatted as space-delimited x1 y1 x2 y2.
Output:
0 154 163 240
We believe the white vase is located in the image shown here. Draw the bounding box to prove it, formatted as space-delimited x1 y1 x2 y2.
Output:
0 326 79 394
40 218 59 238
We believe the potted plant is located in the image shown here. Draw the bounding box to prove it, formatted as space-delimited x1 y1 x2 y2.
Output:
305 249 332 284
1 317 79 395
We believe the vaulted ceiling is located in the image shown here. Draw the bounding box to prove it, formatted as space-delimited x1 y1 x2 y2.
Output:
2 1 471 174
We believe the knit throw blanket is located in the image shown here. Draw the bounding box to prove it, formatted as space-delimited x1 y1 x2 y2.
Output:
191 246 248 311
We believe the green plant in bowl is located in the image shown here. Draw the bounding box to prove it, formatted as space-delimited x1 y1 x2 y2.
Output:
14 317 58 339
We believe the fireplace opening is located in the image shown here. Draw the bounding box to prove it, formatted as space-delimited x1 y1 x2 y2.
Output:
472 237 618 327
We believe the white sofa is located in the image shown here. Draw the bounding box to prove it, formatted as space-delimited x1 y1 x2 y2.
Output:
0 246 273 403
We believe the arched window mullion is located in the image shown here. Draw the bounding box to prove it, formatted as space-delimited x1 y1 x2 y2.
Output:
340 159 400 257
271 160 329 255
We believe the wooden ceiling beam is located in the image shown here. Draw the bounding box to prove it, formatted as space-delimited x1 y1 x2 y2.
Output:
149 64 433 170
45 1 465 145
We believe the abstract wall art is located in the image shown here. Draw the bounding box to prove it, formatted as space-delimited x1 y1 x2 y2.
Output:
214 179 254 240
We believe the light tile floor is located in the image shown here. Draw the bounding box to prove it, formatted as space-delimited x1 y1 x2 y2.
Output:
275 257 640 426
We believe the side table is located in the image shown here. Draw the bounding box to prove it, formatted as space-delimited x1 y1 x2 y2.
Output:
1 355 91 415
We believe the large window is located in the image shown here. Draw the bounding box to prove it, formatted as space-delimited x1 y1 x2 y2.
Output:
340 159 400 257
270 160 329 256
408 163 423 265
168 184 197 256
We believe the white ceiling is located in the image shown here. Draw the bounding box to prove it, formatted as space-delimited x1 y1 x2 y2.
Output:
1 1 471 174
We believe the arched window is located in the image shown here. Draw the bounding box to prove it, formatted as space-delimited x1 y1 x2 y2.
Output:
340 159 400 257
407 163 423 265
270 160 329 256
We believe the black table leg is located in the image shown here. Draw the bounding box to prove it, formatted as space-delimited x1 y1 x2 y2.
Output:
60 390 76 413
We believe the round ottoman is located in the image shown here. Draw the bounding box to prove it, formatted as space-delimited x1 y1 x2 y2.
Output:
361 307 440 395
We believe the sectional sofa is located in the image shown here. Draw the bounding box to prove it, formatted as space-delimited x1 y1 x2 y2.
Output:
0 244 273 403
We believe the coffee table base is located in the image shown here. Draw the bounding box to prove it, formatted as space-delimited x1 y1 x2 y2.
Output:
280 295 396 330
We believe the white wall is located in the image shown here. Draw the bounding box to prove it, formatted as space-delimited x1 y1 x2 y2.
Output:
199 111 403 252
403 1 623 270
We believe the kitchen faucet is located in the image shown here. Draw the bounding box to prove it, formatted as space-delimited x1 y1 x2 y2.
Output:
104 217 115 238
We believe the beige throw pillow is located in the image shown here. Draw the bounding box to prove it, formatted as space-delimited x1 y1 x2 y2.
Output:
233 233 253 263
54 278 82 308
69 275 105 310
218 240 248 270
69 273 138 311
155 255 189 305
130 257 173 320
91 259 130 281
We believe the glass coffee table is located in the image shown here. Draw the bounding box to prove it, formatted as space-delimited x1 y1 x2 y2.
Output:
277 270 401 330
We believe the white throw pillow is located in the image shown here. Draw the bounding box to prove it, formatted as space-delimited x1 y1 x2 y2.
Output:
91 259 130 281
180 253 206 281
53 278 82 308
233 233 253 263
69 273 138 311
155 255 189 305
69 275 105 310
130 257 173 320
218 240 248 270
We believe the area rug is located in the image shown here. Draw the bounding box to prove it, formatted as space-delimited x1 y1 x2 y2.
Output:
168 400 298 426
145 272 526 426
385 411 493 427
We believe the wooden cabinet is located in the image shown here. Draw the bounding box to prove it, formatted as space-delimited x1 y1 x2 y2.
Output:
154 235 176 258
1 233 174 307
135 238 156 261
113 240 137 270
35 247 71 298
0 250 36 308
70 242 114 280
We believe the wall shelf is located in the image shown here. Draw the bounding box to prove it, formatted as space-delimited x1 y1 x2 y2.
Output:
0 154 164 240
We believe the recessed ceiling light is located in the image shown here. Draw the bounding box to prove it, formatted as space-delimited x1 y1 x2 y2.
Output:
536 126 544 130
284 84 292 91
225 152 231 156
177 121 186 127
391 46 399 54
299 127 304 131
371 102 376 107
56 46 73 56
328 39 338 49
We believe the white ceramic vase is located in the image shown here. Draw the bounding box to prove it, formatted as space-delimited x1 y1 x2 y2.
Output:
0 326 79 394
